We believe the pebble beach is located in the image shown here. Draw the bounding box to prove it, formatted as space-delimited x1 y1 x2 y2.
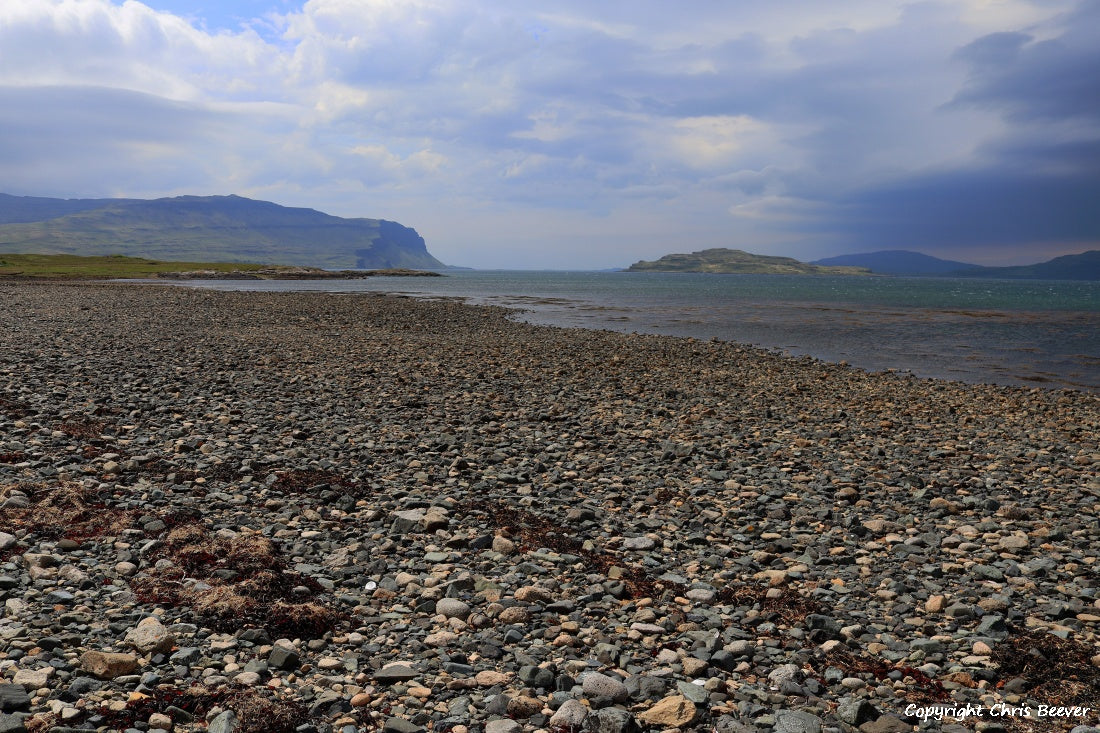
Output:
2 281 1099 733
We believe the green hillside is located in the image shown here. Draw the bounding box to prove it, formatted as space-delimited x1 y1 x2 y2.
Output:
0 194 444 270
0 253 275 279
627 248 871 275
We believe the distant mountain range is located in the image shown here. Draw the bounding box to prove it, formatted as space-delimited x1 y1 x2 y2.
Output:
0 193 444 270
626 248 871 275
813 249 1100 280
812 250 976 275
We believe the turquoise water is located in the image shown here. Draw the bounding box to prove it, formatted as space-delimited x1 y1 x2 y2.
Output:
154 271 1100 391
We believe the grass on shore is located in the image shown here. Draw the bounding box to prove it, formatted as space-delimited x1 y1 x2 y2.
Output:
0 253 272 279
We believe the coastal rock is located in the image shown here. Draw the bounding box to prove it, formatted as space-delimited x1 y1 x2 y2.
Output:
485 720 522 733
475 670 510 686
391 510 425 533
80 651 138 680
126 616 176 654
375 664 419 683
0 685 31 712
0 712 28 733
637 696 697 728
436 598 471 620
11 669 51 691
582 671 629 702
208 710 239 733
422 509 450 532
590 708 637 733
774 710 823 733
549 699 588 729
622 536 656 551
267 645 301 671
505 695 543 718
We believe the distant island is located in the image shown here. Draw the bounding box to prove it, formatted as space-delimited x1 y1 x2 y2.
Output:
626 248 871 275
0 193 444 270
626 247 1100 280
813 249 1100 280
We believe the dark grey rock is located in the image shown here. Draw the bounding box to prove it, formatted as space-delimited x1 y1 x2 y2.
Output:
804 614 842 640
710 649 739 671
676 680 710 704
774 710 823 733
909 638 942 654
207 710 238 733
714 714 755 733
975 615 1008 639
65 677 106 698
267 646 301 670
590 707 638 733
945 603 976 619
382 718 424 733
0 686 30 713
0 713 27 733
836 697 877 726
485 720 522 733
625 674 667 701
170 647 202 665
859 715 915 733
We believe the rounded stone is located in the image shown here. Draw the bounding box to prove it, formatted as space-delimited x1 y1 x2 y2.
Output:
436 598 471 620
582 671 629 702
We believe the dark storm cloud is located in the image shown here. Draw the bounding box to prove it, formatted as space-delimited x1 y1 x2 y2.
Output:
950 3 1100 122
819 2 1100 257
836 154 1100 245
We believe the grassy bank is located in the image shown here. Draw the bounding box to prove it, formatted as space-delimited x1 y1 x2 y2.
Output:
0 253 274 279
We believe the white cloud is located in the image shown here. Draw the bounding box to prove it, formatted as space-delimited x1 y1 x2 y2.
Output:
664 115 771 170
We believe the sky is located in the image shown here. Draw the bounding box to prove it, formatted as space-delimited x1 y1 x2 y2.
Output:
1 1 1098 269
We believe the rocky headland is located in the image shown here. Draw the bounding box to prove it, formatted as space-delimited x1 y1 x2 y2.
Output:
154 268 443 281
1 282 1098 733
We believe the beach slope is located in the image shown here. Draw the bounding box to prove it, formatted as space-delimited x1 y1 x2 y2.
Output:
1 282 1097 732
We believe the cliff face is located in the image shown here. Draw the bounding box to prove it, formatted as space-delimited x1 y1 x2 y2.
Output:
0 193 445 270
356 221 438 269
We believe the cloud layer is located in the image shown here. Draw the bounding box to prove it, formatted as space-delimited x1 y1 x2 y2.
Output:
1 0 1096 267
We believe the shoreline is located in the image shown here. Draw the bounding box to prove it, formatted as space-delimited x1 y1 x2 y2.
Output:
2 281 1099 733
150 275 1100 394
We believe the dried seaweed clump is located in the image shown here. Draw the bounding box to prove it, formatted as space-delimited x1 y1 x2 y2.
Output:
88 684 307 733
55 414 109 439
130 523 346 638
993 628 1100 707
810 647 949 703
0 481 137 540
715 582 822 627
0 394 34 418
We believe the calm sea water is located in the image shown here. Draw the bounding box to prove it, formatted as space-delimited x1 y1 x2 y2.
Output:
153 271 1100 392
